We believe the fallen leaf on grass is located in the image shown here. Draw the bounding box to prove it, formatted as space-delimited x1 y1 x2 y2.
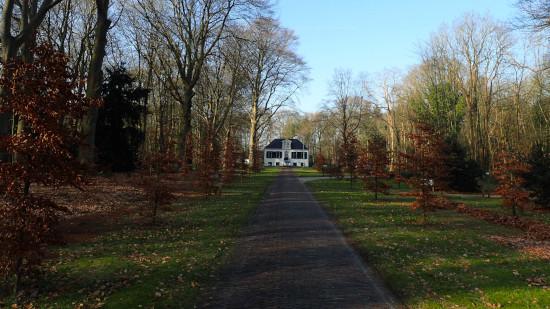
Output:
526 277 547 287
487 235 550 260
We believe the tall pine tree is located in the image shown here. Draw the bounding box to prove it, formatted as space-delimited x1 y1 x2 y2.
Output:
96 66 148 172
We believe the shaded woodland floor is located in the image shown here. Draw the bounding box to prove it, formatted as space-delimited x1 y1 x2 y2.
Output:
1 169 279 308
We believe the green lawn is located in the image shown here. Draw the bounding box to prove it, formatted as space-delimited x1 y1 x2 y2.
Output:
2 170 278 308
288 167 324 177
307 179 550 309
447 194 550 225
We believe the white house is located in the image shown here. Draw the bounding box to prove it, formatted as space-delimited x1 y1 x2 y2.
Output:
264 138 309 167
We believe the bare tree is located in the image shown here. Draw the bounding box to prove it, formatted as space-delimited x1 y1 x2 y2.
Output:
516 0 550 34
448 14 511 168
133 0 266 166
325 69 370 158
195 34 247 167
242 17 308 168
79 0 111 165
378 70 402 171
0 0 63 61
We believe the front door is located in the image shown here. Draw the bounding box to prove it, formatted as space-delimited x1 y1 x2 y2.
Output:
284 151 289 166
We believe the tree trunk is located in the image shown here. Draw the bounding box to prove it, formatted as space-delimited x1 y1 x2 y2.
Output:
222 129 232 171
248 122 257 170
12 119 26 163
375 176 378 200
248 100 258 170
79 0 110 165
0 113 12 162
0 14 18 162
179 87 194 168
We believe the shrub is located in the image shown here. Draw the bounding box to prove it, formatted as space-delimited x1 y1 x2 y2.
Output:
0 196 67 293
476 173 498 198
315 153 327 171
358 135 390 200
327 165 344 179
340 133 358 186
493 150 531 216
445 137 483 192
138 150 178 223
525 144 550 208
222 133 239 184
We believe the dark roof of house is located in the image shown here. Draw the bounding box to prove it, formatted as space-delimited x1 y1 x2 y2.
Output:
264 139 308 150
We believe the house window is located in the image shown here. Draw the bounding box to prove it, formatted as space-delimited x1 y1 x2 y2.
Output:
304 152 307 159
293 163 297 167
266 151 282 159
276 162 280 166
268 162 272 166
292 152 305 159
301 163 304 167
291 152 297 159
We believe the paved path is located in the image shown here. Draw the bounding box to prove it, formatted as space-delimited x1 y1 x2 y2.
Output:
202 170 398 309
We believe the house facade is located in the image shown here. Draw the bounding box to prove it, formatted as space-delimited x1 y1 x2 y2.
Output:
264 138 309 167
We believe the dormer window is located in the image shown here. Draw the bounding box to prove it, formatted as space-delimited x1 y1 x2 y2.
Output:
282 139 291 149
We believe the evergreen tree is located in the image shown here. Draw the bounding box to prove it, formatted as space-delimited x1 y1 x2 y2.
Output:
445 137 483 192
409 82 465 139
525 144 550 208
96 66 148 172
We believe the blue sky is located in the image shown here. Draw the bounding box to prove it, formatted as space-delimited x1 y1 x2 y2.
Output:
274 0 518 113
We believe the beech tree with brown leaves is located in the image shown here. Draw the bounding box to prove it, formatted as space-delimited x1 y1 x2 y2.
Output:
222 131 240 184
358 136 390 200
493 150 531 216
139 149 178 224
197 134 223 196
0 45 94 293
399 122 448 223
340 133 359 188
315 153 327 175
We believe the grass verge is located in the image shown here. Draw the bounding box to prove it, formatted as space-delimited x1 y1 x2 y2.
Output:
2 170 278 308
307 179 550 308
289 167 324 177
447 194 550 225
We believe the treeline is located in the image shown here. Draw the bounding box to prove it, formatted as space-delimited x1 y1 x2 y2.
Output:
0 0 308 172
277 9 549 204
0 0 308 294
